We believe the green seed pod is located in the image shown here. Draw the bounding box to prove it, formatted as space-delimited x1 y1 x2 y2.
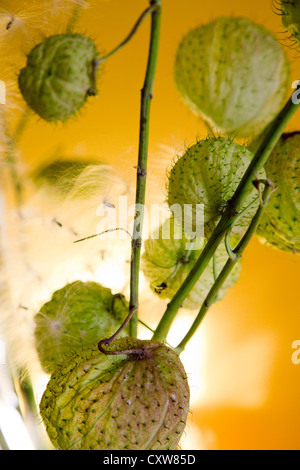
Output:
39 338 190 450
167 137 265 239
32 158 113 199
256 132 300 253
142 218 241 310
34 281 129 374
174 17 290 138
18 34 99 122
280 0 300 46
33 159 96 196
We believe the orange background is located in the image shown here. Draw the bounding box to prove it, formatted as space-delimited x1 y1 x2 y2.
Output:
2 0 300 450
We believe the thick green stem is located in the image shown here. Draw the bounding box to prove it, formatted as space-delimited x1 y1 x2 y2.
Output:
152 94 300 343
175 182 275 354
129 1 162 337
152 221 227 342
227 97 299 216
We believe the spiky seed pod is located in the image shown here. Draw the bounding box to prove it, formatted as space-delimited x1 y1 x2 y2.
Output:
34 281 130 374
167 137 265 240
142 218 241 310
174 17 290 138
256 132 300 253
280 0 300 46
39 338 190 450
18 34 99 122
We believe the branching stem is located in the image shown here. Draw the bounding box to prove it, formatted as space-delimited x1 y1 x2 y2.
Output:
152 94 300 343
175 180 276 354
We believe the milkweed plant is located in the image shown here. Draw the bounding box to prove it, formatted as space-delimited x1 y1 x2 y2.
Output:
0 0 299 450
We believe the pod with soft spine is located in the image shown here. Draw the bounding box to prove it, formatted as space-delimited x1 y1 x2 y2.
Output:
280 0 300 46
174 17 290 138
34 281 130 374
39 338 190 450
167 136 265 240
142 218 241 310
18 33 100 122
255 132 300 254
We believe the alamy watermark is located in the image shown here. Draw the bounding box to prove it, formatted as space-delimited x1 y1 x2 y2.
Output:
95 197 205 248
291 340 300 365
291 80 300 104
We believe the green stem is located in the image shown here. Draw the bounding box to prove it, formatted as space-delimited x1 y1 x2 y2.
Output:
175 181 275 354
204 119 216 137
67 2 83 34
152 221 226 342
98 3 158 65
66 1 85 33
212 253 218 281
129 0 162 337
138 319 173 349
226 97 298 217
138 318 156 335
152 93 300 343
224 230 238 260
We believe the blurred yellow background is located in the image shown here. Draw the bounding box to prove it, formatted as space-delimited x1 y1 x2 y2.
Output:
1 0 300 450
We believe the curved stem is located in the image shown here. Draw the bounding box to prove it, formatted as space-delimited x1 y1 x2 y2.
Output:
152 94 300 343
129 1 162 337
98 307 160 359
175 181 276 354
97 3 158 65
98 306 137 353
224 230 237 260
